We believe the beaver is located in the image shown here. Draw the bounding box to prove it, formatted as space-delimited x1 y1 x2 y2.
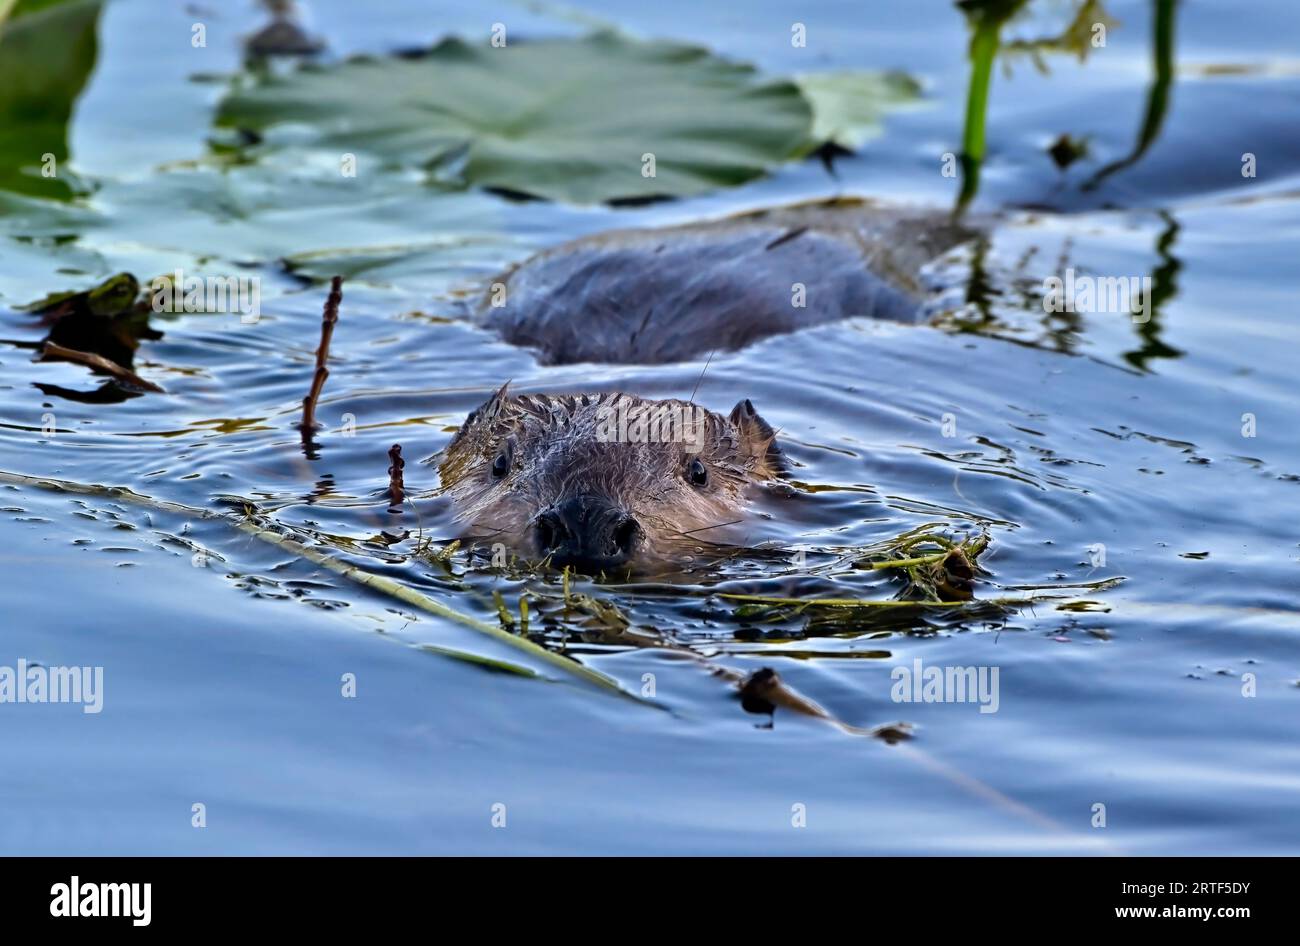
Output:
476 198 976 364
445 200 976 571
439 385 781 573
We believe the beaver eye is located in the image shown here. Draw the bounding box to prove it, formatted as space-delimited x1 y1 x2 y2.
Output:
687 458 708 487
491 451 510 478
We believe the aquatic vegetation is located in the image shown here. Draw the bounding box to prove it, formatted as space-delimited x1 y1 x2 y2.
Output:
298 275 342 435
0 467 638 698
717 531 1087 619
953 0 1178 210
19 271 163 396
0 0 102 200
793 70 924 152
217 32 919 204
218 32 816 204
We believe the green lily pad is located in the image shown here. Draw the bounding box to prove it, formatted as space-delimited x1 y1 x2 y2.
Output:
794 70 923 151
0 159 514 305
283 235 532 294
216 31 816 205
0 0 102 200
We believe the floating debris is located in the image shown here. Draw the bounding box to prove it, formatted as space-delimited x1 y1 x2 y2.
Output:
21 272 163 396
387 444 405 508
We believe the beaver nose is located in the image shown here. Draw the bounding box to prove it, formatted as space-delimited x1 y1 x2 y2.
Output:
534 495 641 572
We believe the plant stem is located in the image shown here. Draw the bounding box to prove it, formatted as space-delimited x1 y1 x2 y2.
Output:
300 275 342 434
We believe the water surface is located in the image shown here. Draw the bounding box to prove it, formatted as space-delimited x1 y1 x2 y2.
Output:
1 0 1298 854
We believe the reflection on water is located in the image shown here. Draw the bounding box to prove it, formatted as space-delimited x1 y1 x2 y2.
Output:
0 0 1298 854
947 0 1185 365
1123 210 1183 371
929 204 1185 370
1084 0 1177 189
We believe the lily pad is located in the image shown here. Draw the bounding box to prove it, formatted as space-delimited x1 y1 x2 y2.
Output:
0 160 512 305
217 31 816 205
0 0 102 200
794 70 923 151
283 235 532 295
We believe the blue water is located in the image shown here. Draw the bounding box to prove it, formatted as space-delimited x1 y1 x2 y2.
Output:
1 0 1298 854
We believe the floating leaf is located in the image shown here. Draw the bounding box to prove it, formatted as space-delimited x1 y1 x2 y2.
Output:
282 234 530 293
217 31 816 204
794 70 922 151
0 0 103 200
0 161 509 303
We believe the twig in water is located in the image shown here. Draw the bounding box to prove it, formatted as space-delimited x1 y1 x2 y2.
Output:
300 275 343 434
39 341 164 393
387 443 405 508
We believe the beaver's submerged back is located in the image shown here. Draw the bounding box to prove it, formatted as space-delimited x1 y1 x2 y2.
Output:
478 199 976 365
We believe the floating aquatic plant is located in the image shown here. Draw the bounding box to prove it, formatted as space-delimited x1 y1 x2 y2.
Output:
217 32 919 205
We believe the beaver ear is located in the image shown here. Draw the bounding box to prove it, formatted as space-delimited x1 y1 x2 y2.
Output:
728 398 784 474
465 381 511 426
453 382 512 447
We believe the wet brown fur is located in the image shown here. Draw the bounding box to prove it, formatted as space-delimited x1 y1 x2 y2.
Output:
439 385 781 570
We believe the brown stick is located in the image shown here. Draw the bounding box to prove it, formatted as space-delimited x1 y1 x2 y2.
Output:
387 443 405 507
300 275 343 432
39 341 165 393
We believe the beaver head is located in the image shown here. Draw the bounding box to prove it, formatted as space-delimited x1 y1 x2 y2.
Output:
439 385 782 573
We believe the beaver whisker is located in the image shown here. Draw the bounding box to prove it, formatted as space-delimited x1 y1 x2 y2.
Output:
688 347 716 404
674 518 745 537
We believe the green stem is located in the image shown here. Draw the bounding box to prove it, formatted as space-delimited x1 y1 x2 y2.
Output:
956 15 1002 211
863 552 947 570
